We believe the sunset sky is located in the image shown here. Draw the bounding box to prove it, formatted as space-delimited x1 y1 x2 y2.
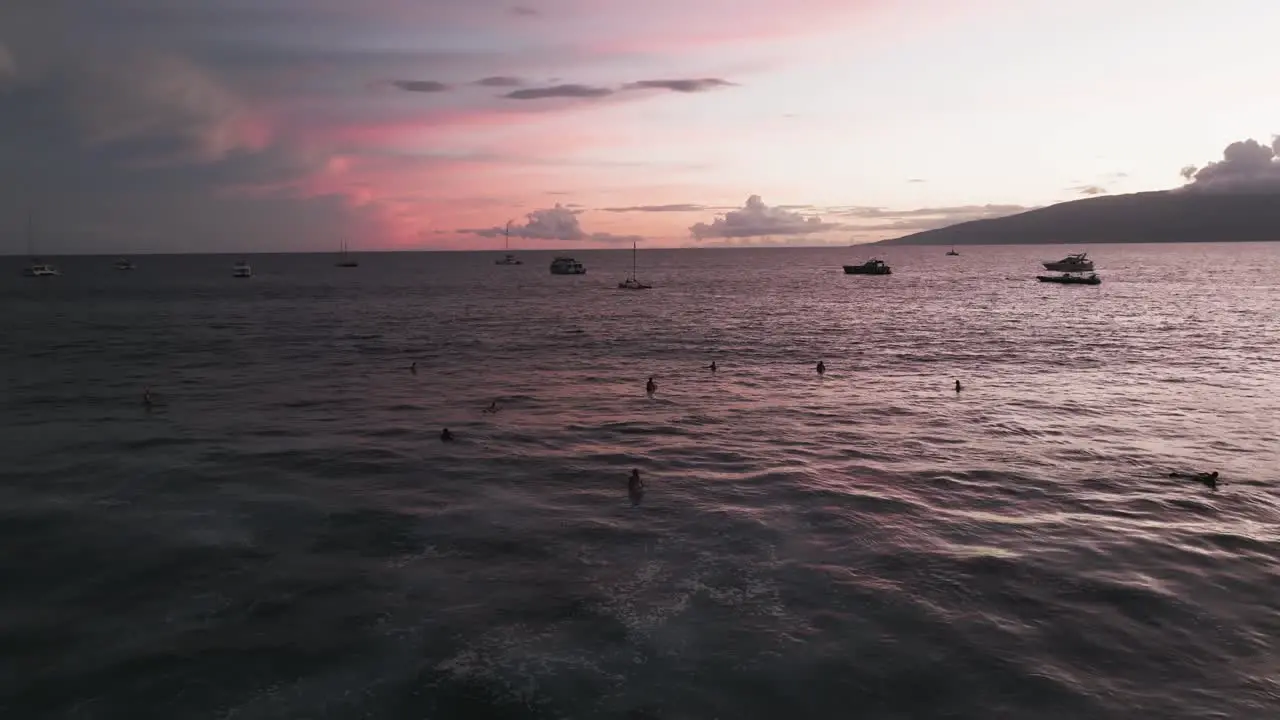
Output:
2 0 1279 253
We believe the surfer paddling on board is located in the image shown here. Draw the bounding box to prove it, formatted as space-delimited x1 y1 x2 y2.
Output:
628 469 645 507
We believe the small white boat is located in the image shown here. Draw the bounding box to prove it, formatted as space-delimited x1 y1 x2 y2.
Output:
22 263 59 277
1043 252 1093 272
232 260 252 278
550 256 586 275
494 221 522 265
618 241 651 290
114 258 135 271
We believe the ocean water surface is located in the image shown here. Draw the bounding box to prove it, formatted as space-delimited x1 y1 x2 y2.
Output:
2 243 1279 719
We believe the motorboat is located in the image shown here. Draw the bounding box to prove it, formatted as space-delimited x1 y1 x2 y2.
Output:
335 240 358 267
494 221 522 265
114 258 135 270
1042 252 1093 272
617 241 651 290
843 259 892 275
233 260 253 278
1037 273 1100 285
22 263 59 277
550 256 586 275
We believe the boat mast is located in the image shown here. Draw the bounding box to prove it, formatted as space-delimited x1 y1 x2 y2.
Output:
504 220 512 252
26 210 36 261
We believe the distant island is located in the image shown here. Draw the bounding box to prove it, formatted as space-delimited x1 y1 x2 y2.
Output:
876 190 1280 245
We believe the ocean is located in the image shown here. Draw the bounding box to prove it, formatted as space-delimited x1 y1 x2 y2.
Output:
2 243 1278 719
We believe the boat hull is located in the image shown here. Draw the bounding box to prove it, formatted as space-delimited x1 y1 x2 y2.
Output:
844 266 891 275
1036 275 1100 285
1042 262 1094 272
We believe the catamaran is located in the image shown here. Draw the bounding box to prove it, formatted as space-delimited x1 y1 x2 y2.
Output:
335 239 358 267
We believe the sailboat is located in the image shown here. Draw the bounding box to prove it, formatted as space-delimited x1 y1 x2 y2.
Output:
946 245 960 256
21 211 60 277
335 239 358 267
495 220 522 265
617 241 651 290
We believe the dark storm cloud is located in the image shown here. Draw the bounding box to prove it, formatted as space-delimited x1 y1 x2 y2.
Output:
476 76 525 87
392 80 453 93
503 84 614 100
622 78 733 93
602 204 708 213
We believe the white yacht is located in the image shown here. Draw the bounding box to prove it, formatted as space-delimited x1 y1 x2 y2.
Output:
232 260 252 278
1042 252 1094 272
550 256 586 275
494 221 522 265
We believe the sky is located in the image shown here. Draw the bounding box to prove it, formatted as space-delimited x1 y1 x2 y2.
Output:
2 0 1280 254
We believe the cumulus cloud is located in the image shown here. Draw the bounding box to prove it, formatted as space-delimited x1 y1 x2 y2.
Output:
1181 136 1280 192
461 204 642 243
602 203 707 212
689 195 838 239
391 80 452 93
503 83 613 100
476 75 524 87
622 78 733 93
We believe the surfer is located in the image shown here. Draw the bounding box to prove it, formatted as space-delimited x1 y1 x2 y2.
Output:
440 428 454 442
410 361 417 375
955 379 962 393
646 377 656 395
816 361 826 376
143 387 153 410
709 361 717 372
628 469 645 506
484 401 500 414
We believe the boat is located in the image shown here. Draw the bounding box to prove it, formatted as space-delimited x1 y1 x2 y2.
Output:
494 221 522 265
617 241 651 290
550 256 586 275
20 211 60 277
946 246 960 256
233 260 252 278
335 240 358 267
843 258 892 275
1037 273 1100 285
1042 252 1093 272
114 258 135 271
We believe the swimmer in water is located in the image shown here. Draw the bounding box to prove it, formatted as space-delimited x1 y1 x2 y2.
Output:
709 361 717 372
484 400 500 414
646 377 656 395
955 379 962 393
440 428 454 442
143 387 153 409
816 361 826 376
1169 470 1219 489
628 469 645 506
410 362 418 374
